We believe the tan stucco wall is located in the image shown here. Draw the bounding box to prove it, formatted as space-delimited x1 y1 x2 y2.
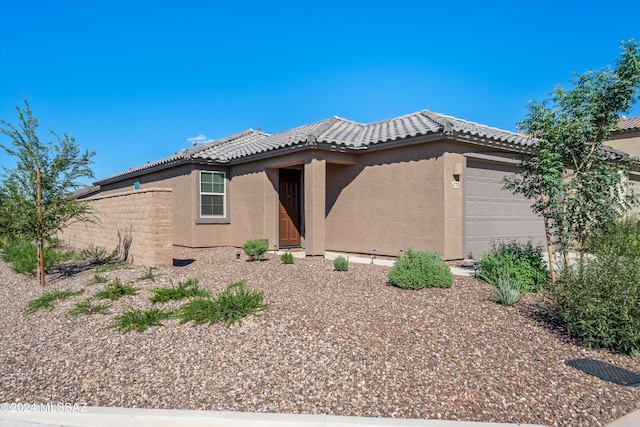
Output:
225 162 274 248
86 141 516 260
59 188 173 266
606 131 640 156
304 158 326 256
325 142 454 258
443 152 465 259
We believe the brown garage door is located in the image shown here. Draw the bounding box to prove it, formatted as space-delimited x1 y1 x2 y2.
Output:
464 158 545 259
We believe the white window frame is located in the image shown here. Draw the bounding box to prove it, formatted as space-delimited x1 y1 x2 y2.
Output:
198 170 228 222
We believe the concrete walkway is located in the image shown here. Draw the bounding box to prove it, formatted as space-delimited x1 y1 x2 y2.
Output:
279 251 477 277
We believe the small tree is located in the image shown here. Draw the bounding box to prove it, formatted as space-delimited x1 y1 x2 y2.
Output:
0 99 96 282
505 39 640 282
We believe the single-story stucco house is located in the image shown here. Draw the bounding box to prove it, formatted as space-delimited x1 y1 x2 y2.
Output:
607 116 640 156
60 110 640 266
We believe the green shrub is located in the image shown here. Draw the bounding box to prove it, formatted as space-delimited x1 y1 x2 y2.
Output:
550 219 640 355
177 281 268 328
112 307 174 333
585 217 640 258
136 267 158 282
388 248 453 289
1 240 74 275
25 289 85 314
67 299 109 316
149 278 211 304
86 273 108 286
333 255 348 271
280 252 294 264
243 239 269 261
478 240 547 293
176 298 220 326
94 278 137 301
491 271 522 306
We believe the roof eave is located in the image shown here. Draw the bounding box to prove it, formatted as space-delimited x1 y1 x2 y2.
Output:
93 156 226 186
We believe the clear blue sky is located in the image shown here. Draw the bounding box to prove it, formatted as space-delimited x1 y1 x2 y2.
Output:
1 0 639 184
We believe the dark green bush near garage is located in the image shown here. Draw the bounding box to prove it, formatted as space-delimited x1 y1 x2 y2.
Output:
388 248 453 290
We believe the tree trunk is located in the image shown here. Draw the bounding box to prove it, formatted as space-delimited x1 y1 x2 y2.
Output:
36 167 45 289
541 193 556 285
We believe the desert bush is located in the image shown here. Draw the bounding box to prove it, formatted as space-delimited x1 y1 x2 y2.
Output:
80 244 115 265
333 255 348 271
1 240 74 275
550 219 640 355
86 273 108 286
280 252 294 264
491 271 522 306
112 307 173 333
67 299 109 316
136 267 158 282
585 217 640 258
177 280 267 328
388 248 453 289
149 278 210 304
94 278 137 301
25 289 85 314
478 240 547 293
243 239 268 261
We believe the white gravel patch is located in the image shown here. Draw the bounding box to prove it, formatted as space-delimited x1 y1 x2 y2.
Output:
0 247 638 427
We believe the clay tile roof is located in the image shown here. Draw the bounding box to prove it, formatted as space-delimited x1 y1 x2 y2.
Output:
95 109 536 184
194 110 533 161
618 116 640 131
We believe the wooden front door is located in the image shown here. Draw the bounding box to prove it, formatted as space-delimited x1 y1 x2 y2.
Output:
279 169 301 247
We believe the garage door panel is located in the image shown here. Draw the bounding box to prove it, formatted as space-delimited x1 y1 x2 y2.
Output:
502 202 514 217
465 159 545 258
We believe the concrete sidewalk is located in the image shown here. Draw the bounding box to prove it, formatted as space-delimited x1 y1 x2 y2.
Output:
1 406 637 427
0 406 547 427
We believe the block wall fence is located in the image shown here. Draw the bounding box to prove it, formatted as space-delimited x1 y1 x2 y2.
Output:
59 188 173 266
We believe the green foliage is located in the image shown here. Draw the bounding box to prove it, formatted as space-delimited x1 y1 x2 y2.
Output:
490 270 522 306
177 281 268 328
1 239 74 274
550 218 640 354
243 239 268 261
333 255 348 271
149 278 211 304
280 252 294 264
94 278 137 301
136 267 158 282
0 99 96 243
112 307 174 333
504 40 640 266
388 248 453 290
86 273 108 286
24 289 85 314
177 298 220 326
585 217 640 258
66 299 109 316
477 240 547 293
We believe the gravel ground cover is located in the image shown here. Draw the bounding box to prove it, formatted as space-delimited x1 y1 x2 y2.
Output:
0 246 638 426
